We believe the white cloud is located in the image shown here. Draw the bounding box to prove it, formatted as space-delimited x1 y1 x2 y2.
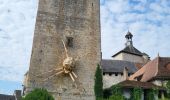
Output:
101 0 170 59
0 0 38 82
105 0 130 14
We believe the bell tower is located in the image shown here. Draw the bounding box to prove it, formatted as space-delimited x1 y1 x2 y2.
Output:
125 31 133 47
25 0 101 100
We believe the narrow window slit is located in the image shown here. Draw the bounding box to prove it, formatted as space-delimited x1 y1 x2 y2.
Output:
67 37 73 47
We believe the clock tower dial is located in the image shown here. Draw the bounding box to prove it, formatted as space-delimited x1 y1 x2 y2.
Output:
36 40 78 82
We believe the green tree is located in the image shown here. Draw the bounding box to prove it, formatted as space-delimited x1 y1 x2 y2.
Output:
110 85 122 95
22 88 54 100
94 64 103 100
166 80 170 98
146 88 158 100
109 85 125 100
130 87 142 100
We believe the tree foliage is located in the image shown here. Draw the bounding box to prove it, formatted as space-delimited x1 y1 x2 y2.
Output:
94 64 103 99
166 80 170 98
146 88 158 100
103 85 125 100
22 88 54 100
109 94 125 100
130 87 142 100
166 80 170 89
103 88 112 99
110 85 122 95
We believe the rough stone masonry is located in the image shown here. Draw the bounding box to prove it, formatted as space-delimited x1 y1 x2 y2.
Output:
24 0 101 100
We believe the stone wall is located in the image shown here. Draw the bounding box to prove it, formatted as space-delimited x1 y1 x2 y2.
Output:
26 0 101 100
113 53 144 63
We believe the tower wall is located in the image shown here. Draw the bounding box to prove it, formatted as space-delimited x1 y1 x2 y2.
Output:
26 0 101 100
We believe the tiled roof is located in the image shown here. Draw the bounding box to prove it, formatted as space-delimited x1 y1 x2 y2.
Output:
155 57 170 79
112 46 143 57
118 80 165 90
101 60 137 73
129 57 170 82
0 94 15 100
134 63 144 70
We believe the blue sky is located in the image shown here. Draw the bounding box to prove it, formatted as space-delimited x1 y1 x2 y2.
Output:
0 0 170 94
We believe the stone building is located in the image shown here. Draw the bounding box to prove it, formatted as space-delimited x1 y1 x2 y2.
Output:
24 0 101 100
117 80 165 99
130 56 170 86
102 60 137 88
112 31 150 64
113 56 170 100
0 90 22 100
102 32 150 88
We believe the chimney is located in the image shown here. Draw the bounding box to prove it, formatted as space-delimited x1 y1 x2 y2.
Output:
123 67 129 80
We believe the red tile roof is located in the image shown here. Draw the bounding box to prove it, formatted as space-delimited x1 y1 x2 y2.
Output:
118 80 165 90
129 57 170 82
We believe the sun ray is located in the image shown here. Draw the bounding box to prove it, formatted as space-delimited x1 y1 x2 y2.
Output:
69 73 75 82
72 72 78 78
62 39 69 58
43 71 64 81
36 67 62 77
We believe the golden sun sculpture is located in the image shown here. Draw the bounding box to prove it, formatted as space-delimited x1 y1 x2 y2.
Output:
37 40 78 82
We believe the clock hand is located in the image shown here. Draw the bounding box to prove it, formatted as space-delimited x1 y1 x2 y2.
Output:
62 40 68 58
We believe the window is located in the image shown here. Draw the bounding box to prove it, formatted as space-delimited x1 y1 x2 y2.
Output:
67 37 73 47
128 73 131 76
121 73 123 76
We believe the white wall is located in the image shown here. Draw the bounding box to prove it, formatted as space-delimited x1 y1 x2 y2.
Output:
123 89 131 99
113 52 144 63
122 53 144 63
103 73 124 88
152 80 168 87
113 53 123 60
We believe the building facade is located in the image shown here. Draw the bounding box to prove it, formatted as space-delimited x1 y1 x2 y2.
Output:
112 31 150 64
102 32 150 88
0 90 21 100
24 0 101 100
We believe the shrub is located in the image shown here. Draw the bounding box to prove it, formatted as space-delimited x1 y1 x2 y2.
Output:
103 85 125 100
130 87 142 100
103 88 112 99
146 88 158 100
109 94 124 100
22 88 54 100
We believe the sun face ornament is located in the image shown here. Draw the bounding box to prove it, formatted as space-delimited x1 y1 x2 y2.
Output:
37 40 78 82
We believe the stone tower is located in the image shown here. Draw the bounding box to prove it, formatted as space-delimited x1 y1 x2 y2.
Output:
25 0 101 100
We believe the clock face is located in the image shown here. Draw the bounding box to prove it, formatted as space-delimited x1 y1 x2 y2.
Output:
37 40 78 82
